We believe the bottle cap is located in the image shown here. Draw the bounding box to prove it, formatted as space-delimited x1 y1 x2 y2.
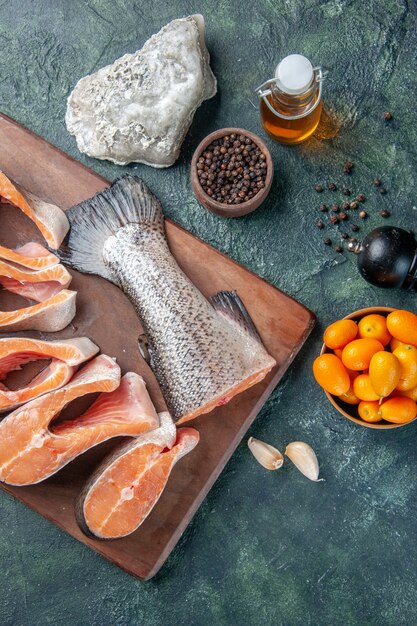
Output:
274 54 314 95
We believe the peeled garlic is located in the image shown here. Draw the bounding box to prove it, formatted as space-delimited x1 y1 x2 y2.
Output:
285 441 321 482
248 437 284 470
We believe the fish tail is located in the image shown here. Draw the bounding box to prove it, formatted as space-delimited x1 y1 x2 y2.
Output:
210 290 265 345
58 175 164 281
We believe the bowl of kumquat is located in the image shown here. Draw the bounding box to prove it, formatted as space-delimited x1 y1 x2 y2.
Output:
313 307 417 429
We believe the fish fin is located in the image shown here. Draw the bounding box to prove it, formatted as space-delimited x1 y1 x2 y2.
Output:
138 334 151 364
58 175 164 282
210 290 264 344
138 333 158 373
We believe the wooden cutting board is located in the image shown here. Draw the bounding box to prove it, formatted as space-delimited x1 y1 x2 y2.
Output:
0 113 315 580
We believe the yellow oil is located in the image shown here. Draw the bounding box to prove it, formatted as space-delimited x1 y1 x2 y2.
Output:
260 92 322 145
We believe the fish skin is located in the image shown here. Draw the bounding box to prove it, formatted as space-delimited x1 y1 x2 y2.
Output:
77 414 198 540
0 359 161 486
59 176 276 422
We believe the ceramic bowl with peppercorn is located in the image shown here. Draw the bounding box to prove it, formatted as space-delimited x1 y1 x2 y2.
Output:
313 306 417 429
190 128 273 217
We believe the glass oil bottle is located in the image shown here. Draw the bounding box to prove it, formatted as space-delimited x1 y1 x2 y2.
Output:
256 54 324 145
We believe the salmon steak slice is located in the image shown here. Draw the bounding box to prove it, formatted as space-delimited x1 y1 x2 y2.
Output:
77 414 199 539
0 241 76 332
0 258 72 301
0 289 76 332
0 242 59 270
0 170 69 249
0 336 99 411
0 359 162 486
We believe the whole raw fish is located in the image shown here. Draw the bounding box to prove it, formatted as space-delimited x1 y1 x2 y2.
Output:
59 176 276 423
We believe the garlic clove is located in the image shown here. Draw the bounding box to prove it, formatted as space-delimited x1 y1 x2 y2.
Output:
285 441 322 482
248 437 284 470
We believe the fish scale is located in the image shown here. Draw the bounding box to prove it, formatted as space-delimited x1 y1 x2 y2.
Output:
59 175 276 423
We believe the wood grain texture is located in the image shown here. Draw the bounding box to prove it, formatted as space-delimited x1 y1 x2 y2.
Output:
0 113 315 580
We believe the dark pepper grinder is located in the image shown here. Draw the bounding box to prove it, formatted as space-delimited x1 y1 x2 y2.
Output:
348 226 417 290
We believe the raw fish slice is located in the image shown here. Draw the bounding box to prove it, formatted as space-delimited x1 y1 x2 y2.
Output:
0 259 71 285
0 277 68 301
0 258 72 301
0 336 99 376
0 170 69 249
77 417 198 539
0 336 99 411
59 175 276 423
0 360 76 412
0 243 59 270
0 355 120 485
0 363 162 486
0 289 76 332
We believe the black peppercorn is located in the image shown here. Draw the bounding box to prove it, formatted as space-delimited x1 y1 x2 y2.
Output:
330 215 339 224
339 212 348 220
315 184 323 193
341 233 349 240
316 220 325 229
380 209 390 218
356 194 366 202
197 135 267 205
384 111 393 120
343 161 354 174
351 224 360 232
319 204 328 212
372 178 382 187
328 182 337 191
335 245 344 253
323 237 332 246
342 188 351 196
341 202 350 210
379 188 387 194
349 201 358 209
331 204 339 212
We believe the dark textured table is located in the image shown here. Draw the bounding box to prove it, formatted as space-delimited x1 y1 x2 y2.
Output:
1 2 416 625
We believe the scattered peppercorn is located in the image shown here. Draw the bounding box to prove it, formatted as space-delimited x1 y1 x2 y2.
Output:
323 237 332 246
384 111 393 121
342 188 351 196
339 212 348 220
372 178 382 187
330 215 339 224
341 202 350 210
349 201 358 209
328 182 337 191
315 184 323 193
316 220 325 229
379 187 387 194
356 194 366 202
197 135 267 204
335 245 344 253
343 161 354 174
331 204 339 212
380 209 390 218
351 224 360 232
319 203 328 212
341 232 349 240
359 210 367 219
